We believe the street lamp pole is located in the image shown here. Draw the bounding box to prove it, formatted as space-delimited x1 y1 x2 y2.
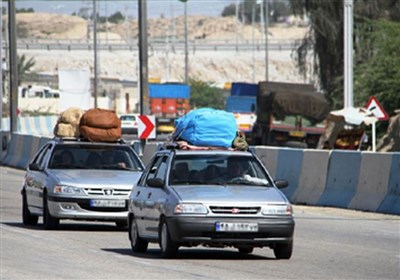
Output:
93 0 98 108
344 0 353 108
8 0 18 133
265 0 269 81
179 0 189 84
184 1 189 84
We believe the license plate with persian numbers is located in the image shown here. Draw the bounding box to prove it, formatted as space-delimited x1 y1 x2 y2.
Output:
215 222 258 232
90 200 126 208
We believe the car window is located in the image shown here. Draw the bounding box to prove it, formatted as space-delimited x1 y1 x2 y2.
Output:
170 154 272 186
145 155 168 184
48 144 143 170
32 144 52 169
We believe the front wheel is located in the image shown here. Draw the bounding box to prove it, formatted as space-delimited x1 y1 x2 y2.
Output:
43 194 59 230
238 246 254 254
22 191 38 226
159 220 178 258
116 220 128 228
274 241 293 259
129 217 148 253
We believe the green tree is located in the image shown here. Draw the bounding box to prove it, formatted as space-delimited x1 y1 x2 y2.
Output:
189 78 226 110
354 20 400 134
108 11 125 24
290 0 400 109
17 54 36 85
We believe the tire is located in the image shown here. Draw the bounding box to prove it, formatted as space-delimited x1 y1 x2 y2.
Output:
22 191 38 226
159 220 178 258
43 194 59 230
238 247 254 254
274 241 293 259
129 217 148 253
116 220 128 228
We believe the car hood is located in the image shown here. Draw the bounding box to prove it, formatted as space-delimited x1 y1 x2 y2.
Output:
51 169 141 187
170 185 288 204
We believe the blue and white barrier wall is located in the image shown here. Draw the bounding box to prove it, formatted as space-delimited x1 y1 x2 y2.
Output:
1 116 58 137
2 133 399 215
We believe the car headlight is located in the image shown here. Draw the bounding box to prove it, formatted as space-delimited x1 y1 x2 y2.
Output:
54 185 85 195
174 203 208 214
261 204 293 216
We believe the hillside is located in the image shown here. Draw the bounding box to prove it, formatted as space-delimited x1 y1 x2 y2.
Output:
11 13 309 85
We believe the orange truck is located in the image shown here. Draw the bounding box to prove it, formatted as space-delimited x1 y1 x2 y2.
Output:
149 83 190 134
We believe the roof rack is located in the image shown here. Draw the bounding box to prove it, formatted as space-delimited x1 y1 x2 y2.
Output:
52 137 126 144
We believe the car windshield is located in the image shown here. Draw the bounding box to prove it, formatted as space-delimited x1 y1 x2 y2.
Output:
120 115 136 121
169 154 272 186
48 144 143 171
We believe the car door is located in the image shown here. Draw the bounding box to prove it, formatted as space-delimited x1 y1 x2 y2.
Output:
131 155 163 238
25 144 53 213
144 155 170 238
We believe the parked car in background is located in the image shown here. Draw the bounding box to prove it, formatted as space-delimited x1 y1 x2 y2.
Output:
21 137 145 230
120 114 139 134
128 148 295 258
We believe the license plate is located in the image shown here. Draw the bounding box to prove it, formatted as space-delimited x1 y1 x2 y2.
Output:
215 222 258 232
90 200 125 208
289 130 305 137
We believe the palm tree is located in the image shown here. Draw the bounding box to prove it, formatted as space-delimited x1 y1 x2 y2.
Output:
17 54 36 85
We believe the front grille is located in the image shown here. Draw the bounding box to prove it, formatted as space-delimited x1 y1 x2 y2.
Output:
83 188 130 196
209 206 260 215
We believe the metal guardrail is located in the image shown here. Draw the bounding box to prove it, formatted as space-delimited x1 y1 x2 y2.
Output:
4 38 298 52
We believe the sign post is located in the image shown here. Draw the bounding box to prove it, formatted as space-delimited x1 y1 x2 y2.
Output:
365 96 388 152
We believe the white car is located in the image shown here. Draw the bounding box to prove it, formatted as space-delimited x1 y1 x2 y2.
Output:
120 114 139 134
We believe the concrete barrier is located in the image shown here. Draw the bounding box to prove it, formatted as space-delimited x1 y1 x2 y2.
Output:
348 152 392 212
142 142 163 165
2 132 399 215
275 148 304 201
317 150 361 208
377 153 400 214
253 146 280 178
291 149 330 205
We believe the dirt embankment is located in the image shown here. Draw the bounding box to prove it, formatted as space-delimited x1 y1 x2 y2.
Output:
9 13 308 84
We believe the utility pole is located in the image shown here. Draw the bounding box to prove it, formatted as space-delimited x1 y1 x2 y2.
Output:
139 0 149 116
139 0 149 151
1 3 3 129
344 0 353 108
8 0 18 133
183 0 189 84
93 0 98 108
265 0 269 81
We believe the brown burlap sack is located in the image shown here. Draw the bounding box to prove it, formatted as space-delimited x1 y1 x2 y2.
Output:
80 108 120 129
80 125 122 142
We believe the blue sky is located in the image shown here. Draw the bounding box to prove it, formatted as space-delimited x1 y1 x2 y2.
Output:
14 0 238 19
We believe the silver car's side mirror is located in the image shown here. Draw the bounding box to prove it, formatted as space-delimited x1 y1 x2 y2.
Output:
147 178 164 188
29 163 41 171
274 180 288 189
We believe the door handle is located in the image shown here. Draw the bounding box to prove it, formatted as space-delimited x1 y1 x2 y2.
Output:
147 192 152 199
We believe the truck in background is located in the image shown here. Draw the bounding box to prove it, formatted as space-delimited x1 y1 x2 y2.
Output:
225 82 258 142
148 83 190 134
252 81 331 148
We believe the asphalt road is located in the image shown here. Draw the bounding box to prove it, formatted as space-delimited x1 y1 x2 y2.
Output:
1 166 399 279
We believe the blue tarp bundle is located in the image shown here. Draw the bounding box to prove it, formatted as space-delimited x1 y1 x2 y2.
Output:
173 108 237 148
149 84 190 99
